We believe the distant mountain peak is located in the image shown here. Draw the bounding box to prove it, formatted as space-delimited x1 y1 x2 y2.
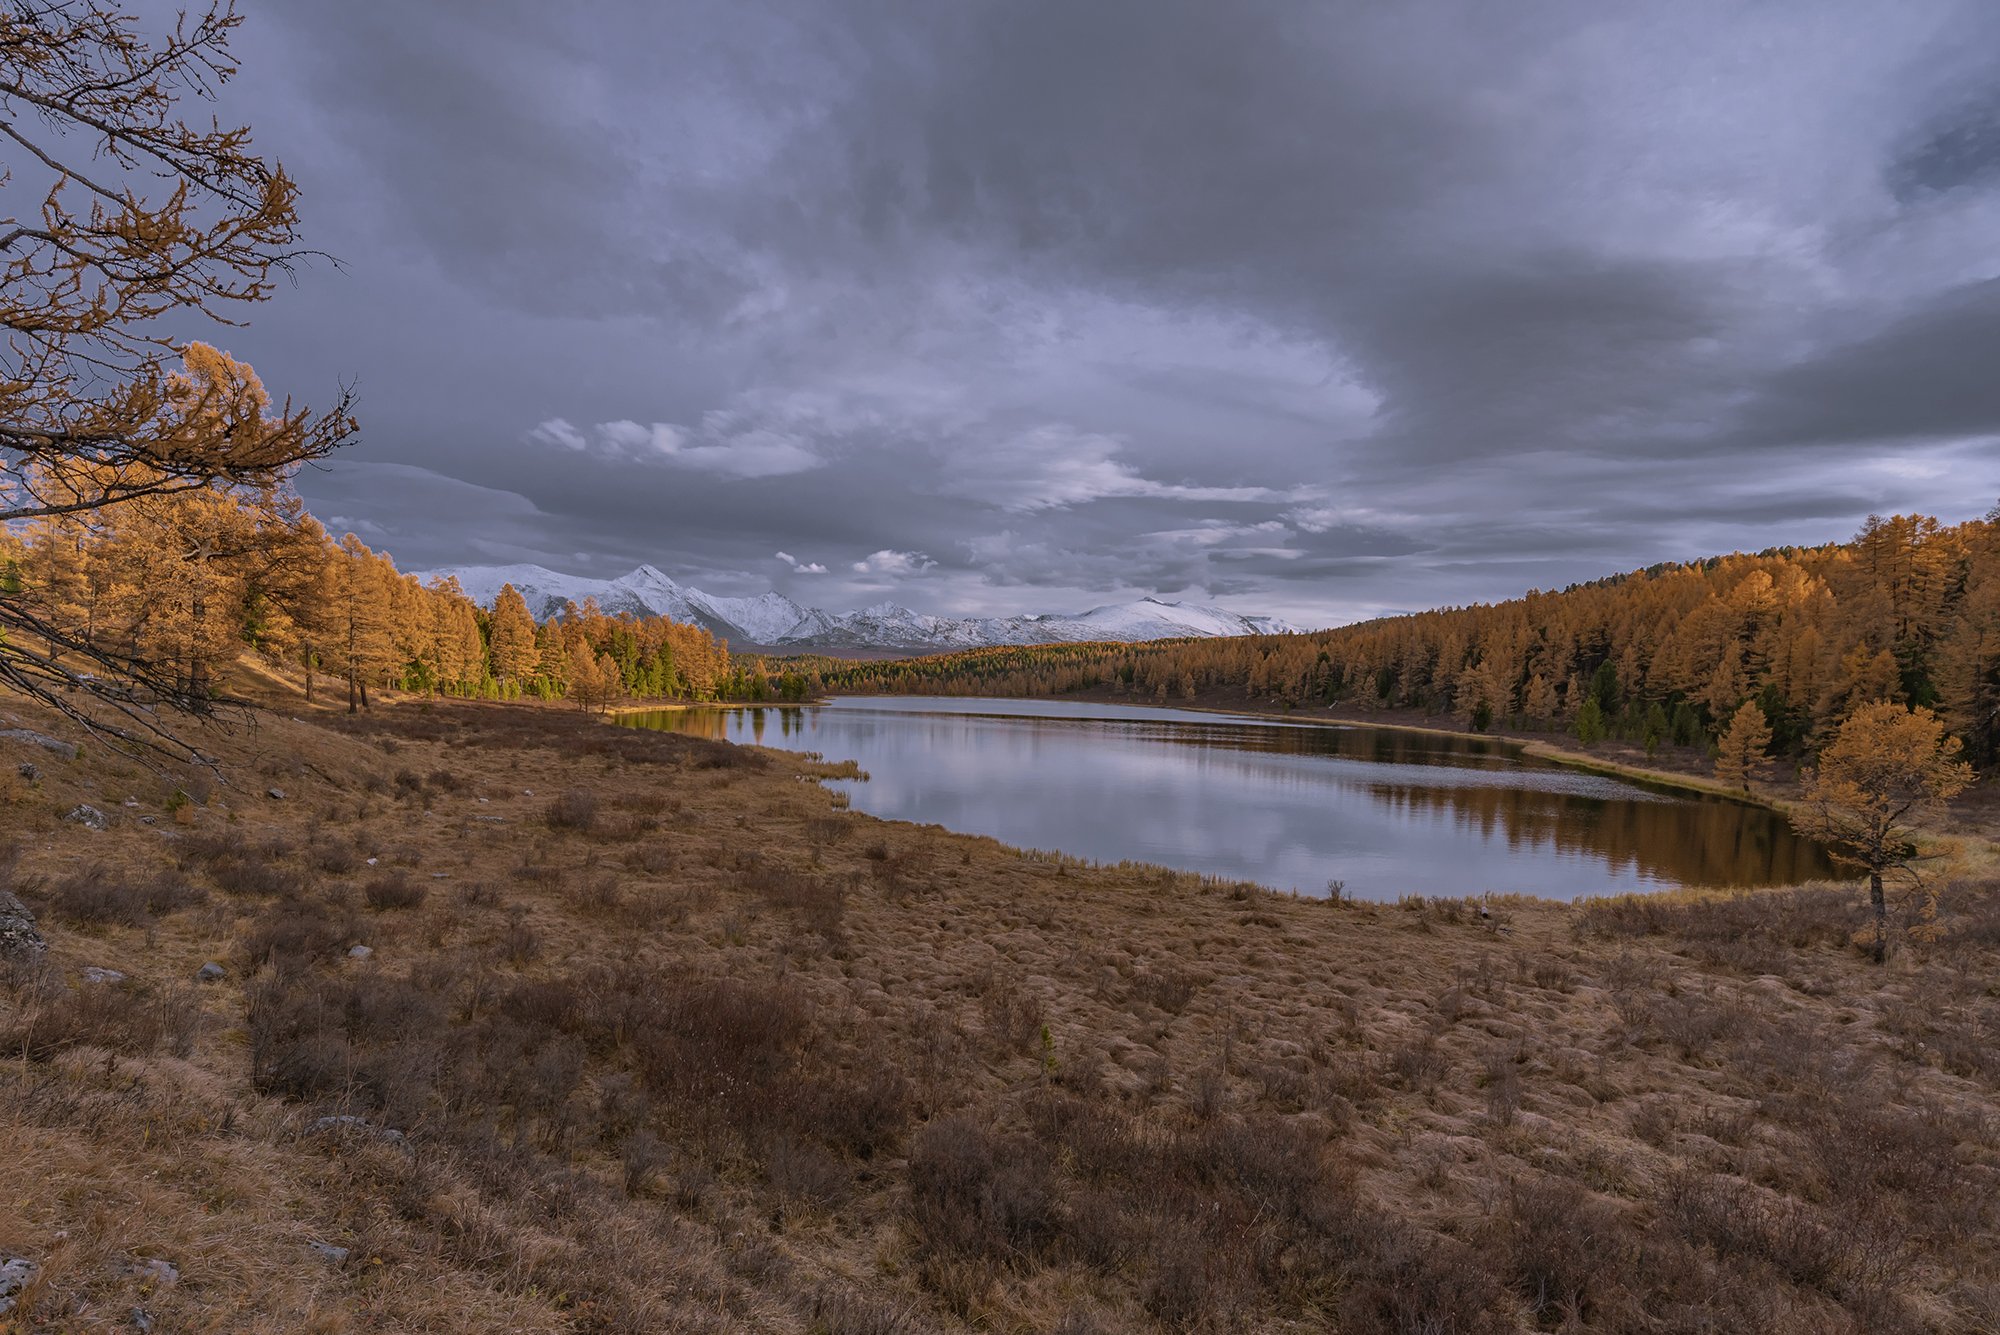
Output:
412 561 1301 651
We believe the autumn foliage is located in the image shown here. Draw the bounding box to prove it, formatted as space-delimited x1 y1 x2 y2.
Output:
1792 702 1975 961
0 1 353 742
0 427 780 712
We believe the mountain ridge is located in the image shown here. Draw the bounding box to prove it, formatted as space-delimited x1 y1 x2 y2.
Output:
413 562 1300 651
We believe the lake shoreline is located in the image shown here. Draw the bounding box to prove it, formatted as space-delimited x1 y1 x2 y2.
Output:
622 691 1841 899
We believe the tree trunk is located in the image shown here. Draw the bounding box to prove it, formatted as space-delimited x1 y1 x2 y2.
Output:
347 668 358 715
1870 868 1886 965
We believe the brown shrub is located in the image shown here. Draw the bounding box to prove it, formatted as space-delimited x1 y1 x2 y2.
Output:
246 974 350 1101
363 870 428 911
1131 966 1197 1014
622 844 677 874
1500 1177 1636 1326
41 865 203 927
1660 1170 1891 1299
1578 886 1868 968
312 836 364 874
242 896 356 974
173 828 247 870
805 815 852 846
497 909 542 965
455 880 500 909
767 1132 852 1210
1383 1034 1448 1093
544 788 599 832
1 977 200 1059
1642 988 1748 1060
907 1116 1058 1266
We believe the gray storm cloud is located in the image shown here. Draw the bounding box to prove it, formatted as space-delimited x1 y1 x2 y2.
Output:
195 0 2000 626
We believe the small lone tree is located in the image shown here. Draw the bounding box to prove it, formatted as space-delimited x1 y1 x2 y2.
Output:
1791 703 1974 963
1574 696 1606 745
1714 699 1773 792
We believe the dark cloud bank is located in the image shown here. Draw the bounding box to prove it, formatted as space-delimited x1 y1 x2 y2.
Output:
209 0 2000 626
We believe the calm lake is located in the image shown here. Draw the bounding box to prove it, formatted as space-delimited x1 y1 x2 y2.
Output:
618 696 1839 900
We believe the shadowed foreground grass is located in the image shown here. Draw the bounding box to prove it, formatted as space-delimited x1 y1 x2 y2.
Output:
1 699 1997 1332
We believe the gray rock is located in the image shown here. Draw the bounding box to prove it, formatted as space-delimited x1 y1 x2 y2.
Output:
0 893 46 967
119 1256 179 1289
346 944 373 961
16 762 37 783
196 961 226 983
0 1254 36 1315
0 727 78 758
308 1114 374 1135
121 797 140 808
266 787 286 800
81 965 126 985
132 1308 156 1332
64 803 109 830
307 1240 349 1266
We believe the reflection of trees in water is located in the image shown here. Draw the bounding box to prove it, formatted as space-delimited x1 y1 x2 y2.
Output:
626 707 1839 890
1364 781 1838 888
1144 721 1519 770
640 707 1521 768
630 709 738 741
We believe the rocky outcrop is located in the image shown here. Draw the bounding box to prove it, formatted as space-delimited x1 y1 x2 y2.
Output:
0 727 78 759
0 1255 36 1316
0 892 46 969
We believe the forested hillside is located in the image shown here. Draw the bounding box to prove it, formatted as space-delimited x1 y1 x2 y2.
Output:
0 352 814 714
813 512 2000 766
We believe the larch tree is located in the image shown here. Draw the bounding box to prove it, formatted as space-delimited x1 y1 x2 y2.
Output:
1521 674 1559 729
566 638 605 713
594 650 622 712
489 584 539 693
1790 703 1975 963
425 576 486 696
0 0 353 747
1713 700 1773 792
326 535 396 713
246 507 336 699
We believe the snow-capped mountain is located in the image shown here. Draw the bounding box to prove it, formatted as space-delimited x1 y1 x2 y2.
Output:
419 563 822 644
414 563 1300 652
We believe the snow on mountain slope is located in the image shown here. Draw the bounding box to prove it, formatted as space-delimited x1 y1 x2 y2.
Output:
1048 596 1281 643
414 563 1299 650
681 588 819 644
421 565 627 619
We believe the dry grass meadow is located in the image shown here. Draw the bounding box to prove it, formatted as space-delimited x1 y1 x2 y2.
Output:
2 690 1999 1333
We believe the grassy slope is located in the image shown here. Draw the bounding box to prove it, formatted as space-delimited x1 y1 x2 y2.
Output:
0 686 1997 1333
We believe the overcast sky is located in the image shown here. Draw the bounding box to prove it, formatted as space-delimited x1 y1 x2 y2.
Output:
197 0 2000 626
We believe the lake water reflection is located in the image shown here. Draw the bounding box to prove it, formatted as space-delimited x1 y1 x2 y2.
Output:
617 696 1839 900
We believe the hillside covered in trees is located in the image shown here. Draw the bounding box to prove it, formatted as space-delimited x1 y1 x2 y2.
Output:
0 352 815 717
810 511 2000 768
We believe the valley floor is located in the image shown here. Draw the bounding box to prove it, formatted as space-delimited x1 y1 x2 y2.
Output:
1 694 1998 1332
